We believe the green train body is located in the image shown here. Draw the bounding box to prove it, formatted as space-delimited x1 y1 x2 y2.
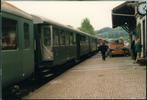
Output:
1 2 98 89
33 15 97 79
1 2 34 88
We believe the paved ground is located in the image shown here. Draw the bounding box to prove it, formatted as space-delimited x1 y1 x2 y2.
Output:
24 54 146 99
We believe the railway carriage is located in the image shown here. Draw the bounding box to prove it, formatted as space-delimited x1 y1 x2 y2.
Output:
2 2 98 93
76 31 97 58
1 2 34 88
32 15 77 78
32 15 97 78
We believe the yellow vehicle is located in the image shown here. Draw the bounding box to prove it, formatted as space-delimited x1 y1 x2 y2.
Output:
108 39 129 56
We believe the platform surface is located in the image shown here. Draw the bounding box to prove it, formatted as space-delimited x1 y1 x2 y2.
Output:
24 54 146 99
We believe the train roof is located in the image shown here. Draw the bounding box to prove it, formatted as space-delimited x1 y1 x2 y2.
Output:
1 2 32 20
32 15 97 38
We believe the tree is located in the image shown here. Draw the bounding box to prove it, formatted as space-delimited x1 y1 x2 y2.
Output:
78 18 95 35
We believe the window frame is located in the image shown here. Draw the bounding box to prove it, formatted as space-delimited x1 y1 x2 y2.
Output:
40 24 54 61
65 31 70 46
73 33 76 45
23 22 30 49
69 32 74 46
2 17 18 51
41 25 51 47
53 27 60 47
59 30 65 46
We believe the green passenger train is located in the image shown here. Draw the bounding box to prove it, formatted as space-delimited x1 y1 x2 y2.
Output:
1 2 98 90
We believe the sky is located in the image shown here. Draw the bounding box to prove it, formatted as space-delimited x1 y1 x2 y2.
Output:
7 1 124 30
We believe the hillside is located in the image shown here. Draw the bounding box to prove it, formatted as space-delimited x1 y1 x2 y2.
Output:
95 26 130 42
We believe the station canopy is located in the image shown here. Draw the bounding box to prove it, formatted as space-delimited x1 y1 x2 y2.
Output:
112 1 137 33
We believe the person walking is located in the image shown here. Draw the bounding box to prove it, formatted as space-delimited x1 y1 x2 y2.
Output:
98 42 109 61
135 38 142 63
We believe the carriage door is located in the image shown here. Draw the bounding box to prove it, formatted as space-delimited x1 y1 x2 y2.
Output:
2 16 23 87
41 25 53 61
21 21 34 78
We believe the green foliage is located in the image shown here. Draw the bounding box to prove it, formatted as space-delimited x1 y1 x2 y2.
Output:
78 18 95 35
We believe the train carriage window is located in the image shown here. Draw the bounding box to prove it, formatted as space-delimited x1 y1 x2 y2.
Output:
73 34 76 44
70 32 74 46
2 18 17 50
80 36 83 45
65 31 70 46
84 36 86 44
24 23 30 49
42 26 51 47
53 28 59 46
83 37 85 45
80 36 86 45
41 26 53 61
60 30 65 46
86 37 89 44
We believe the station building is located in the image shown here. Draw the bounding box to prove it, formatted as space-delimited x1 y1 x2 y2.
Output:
112 1 147 63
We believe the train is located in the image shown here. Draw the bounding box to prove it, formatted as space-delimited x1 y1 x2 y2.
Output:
1 2 98 91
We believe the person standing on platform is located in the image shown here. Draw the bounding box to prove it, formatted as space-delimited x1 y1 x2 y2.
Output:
135 38 142 63
131 40 136 60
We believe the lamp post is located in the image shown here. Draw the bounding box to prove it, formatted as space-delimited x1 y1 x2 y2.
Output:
143 3 147 64
137 1 147 64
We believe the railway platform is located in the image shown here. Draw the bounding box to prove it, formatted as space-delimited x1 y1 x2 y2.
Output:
24 54 146 99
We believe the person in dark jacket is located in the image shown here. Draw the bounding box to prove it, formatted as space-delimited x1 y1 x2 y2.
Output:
131 40 136 60
98 42 109 61
135 38 142 62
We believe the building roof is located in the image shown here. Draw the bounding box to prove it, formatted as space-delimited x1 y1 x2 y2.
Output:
1 2 32 20
112 1 137 32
